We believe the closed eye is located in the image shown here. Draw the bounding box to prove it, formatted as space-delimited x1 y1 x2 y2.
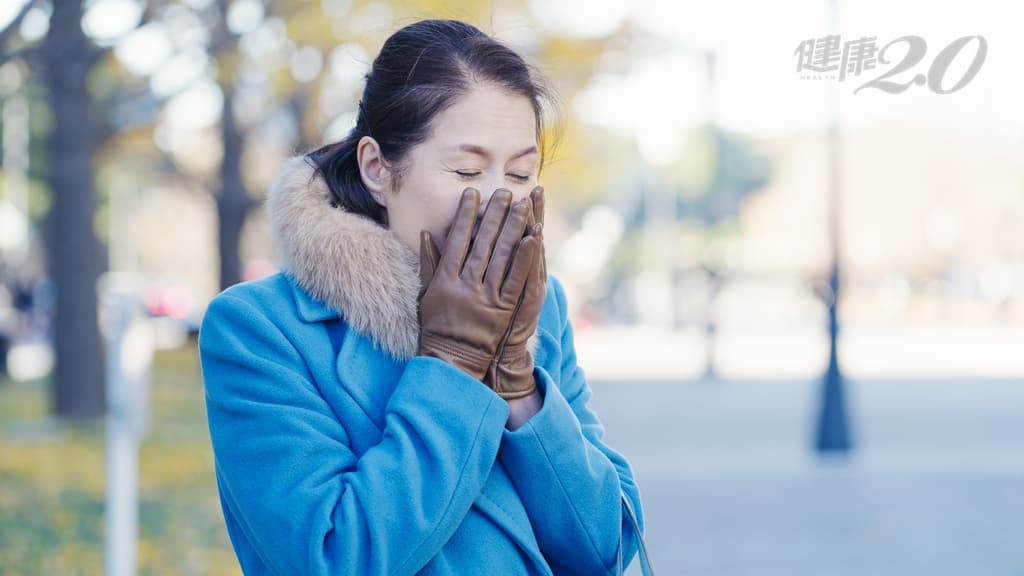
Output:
507 173 530 182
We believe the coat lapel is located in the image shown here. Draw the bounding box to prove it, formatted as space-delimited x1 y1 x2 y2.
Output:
475 464 552 572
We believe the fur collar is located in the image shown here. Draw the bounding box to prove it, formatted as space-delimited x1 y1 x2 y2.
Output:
266 155 422 361
265 155 539 364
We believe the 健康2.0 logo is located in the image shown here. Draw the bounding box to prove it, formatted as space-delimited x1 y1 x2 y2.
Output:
794 35 987 94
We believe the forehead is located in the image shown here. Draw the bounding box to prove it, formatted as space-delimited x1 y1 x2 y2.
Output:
427 83 537 152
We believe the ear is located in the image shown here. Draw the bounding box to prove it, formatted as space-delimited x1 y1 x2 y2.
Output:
356 135 390 207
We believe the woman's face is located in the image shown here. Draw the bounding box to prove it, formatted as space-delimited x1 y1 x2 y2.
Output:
360 82 540 254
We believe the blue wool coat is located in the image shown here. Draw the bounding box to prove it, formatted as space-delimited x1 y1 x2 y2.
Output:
198 156 644 575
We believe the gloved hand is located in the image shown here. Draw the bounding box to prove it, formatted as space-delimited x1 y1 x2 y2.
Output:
485 186 546 399
417 188 540 382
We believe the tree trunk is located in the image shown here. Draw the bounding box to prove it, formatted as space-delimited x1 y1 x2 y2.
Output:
217 92 252 290
42 0 106 419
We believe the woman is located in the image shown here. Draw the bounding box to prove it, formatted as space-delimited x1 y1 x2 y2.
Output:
199 19 645 575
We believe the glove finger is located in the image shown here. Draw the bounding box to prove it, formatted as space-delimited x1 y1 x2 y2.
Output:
530 185 545 227
528 186 546 283
440 188 480 276
419 230 440 290
501 234 539 304
524 224 545 302
538 226 547 284
463 188 513 282
485 198 530 296
533 225 546 292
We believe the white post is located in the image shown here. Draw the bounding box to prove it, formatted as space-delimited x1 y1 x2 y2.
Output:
102 278 153 576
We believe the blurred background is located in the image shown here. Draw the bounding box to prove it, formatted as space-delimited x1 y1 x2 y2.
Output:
1 0 1022 574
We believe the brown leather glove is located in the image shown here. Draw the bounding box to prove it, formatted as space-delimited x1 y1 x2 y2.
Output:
484 186 546 399
417 188 540 382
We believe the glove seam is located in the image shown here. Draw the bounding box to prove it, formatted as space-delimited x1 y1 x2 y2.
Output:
420 334 493 369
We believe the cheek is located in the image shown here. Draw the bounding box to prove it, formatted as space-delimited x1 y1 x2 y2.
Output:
396 173 451 225
423 188 468 242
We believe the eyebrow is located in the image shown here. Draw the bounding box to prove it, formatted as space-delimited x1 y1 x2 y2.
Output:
448 144 538 161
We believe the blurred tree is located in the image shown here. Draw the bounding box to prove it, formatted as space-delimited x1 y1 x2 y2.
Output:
0 0 164 418
673 125 773 224
41 0 106 418
0 0 110 418
212 0 250 291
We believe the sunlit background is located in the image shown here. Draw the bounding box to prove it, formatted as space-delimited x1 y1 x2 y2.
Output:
1 0 1022 574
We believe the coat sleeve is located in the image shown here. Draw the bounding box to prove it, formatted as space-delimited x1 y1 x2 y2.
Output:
497 276 645 575
199 292 510 576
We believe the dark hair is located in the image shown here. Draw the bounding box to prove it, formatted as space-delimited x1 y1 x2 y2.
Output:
308 19 558 226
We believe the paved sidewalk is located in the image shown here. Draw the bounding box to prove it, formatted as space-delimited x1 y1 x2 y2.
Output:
587 377 1024 576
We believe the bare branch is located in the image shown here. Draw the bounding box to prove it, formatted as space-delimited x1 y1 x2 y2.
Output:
0 0 40 49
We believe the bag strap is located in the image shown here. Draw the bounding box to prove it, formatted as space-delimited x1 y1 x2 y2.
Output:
617 492 654 575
